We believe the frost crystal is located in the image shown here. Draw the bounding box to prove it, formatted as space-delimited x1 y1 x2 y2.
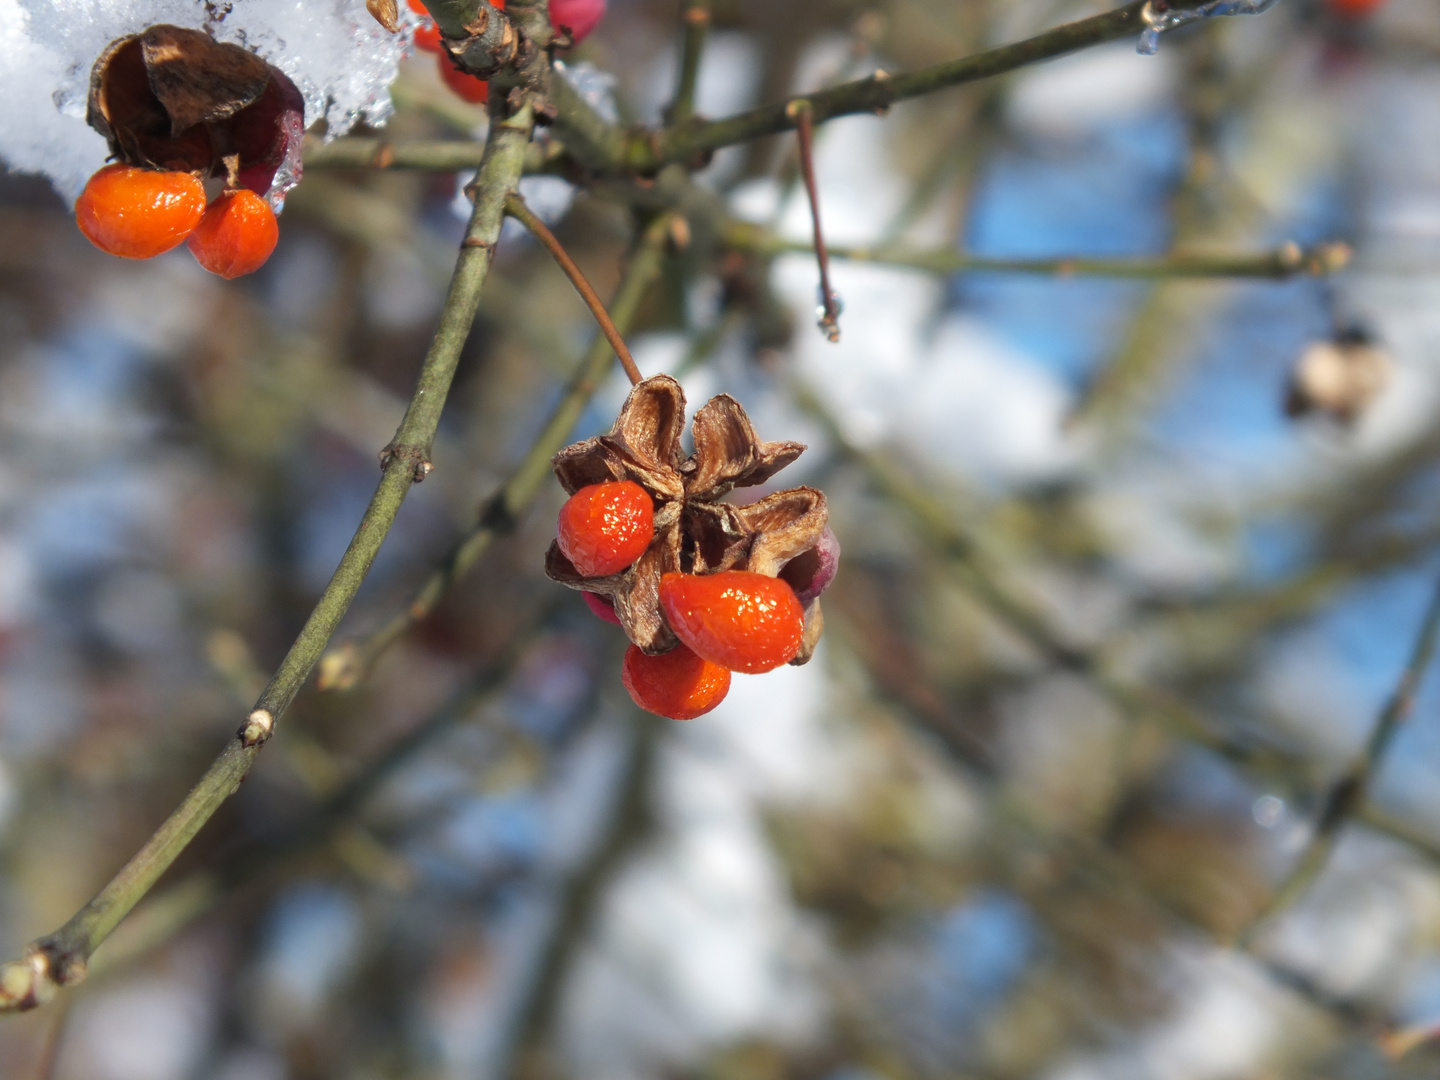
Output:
0 0 409 202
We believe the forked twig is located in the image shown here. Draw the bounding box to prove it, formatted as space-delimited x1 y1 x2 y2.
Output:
664 0 711 125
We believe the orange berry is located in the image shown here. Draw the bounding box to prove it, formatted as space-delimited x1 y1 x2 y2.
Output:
622 643 731 720
75 164 206 260
414 18 442 52
659 571 804 674
437 54 490 103
187 189 280 279
557 481 655 577
1329 0 1384 16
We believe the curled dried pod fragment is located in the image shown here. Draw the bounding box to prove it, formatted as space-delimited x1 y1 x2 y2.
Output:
1285 328 1391 425
86 25 305 204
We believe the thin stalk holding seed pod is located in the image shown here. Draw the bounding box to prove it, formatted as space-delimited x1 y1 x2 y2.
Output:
788 100 841 343
318 212 678 691
505 192 644 386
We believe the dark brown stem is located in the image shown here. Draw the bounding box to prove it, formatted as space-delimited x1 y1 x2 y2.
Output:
32 999 71 1080
790 100 840 343
504 193 644 385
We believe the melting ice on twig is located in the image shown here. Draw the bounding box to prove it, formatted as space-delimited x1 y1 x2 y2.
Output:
815 285 844 343
1137 0 1283 54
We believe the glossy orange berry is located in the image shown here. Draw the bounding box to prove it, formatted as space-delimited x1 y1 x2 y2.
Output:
437 56 490 103
186 189 280 279
76 164 206 260
659 571 804 674
622 643 731 720
557 481 655 578
414 18 442 51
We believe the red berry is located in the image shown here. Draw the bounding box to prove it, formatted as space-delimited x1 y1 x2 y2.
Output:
414 19 442 52
622 643 731 720
581 591 623 625
557 481 655 578
1328 0 1384 16
550 0 606 43
75 165 206 260
437 55 490 103
659 571 804 674
186 188 279 279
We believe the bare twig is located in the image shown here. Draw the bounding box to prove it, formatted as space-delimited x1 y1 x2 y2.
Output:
664 0 711 125
485 711 657 1080
0 90 540 1017
314 2 1248 180
725 225 1352 280
629 0 1163 172
304 135 565 174
1237 571 1440 945
787 100 841 342
87 604 559 984
30 999 70 1080
504 192 643 385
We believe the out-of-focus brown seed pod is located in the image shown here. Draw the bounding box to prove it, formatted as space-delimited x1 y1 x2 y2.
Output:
1284 329 1391 425
367 0 402 33
85 25 305 203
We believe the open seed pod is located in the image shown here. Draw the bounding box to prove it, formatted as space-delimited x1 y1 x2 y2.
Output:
86 25 305 204
545 375 838 665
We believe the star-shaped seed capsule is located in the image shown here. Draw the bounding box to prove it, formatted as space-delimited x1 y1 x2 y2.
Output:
545 375 838 668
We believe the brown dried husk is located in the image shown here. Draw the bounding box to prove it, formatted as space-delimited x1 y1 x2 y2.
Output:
546 376 830 663
85 25 303 197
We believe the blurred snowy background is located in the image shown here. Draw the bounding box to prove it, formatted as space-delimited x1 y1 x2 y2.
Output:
4 0 1440 1077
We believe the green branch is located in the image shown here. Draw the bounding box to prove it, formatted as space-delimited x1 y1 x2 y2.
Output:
664 0 711 125
0 95 539 1017
318 1 1252 180
318 211 676 691
88 610 555 986
303 135 565 175
629 0 1156 172
725 222 1353 279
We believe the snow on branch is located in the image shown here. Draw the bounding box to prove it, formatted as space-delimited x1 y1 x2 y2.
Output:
0 0 411 200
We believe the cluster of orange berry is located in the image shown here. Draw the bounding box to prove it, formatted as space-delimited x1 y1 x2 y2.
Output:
557 481 810 720
76 165 278 278
409 0 607 103
75 24 302 279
